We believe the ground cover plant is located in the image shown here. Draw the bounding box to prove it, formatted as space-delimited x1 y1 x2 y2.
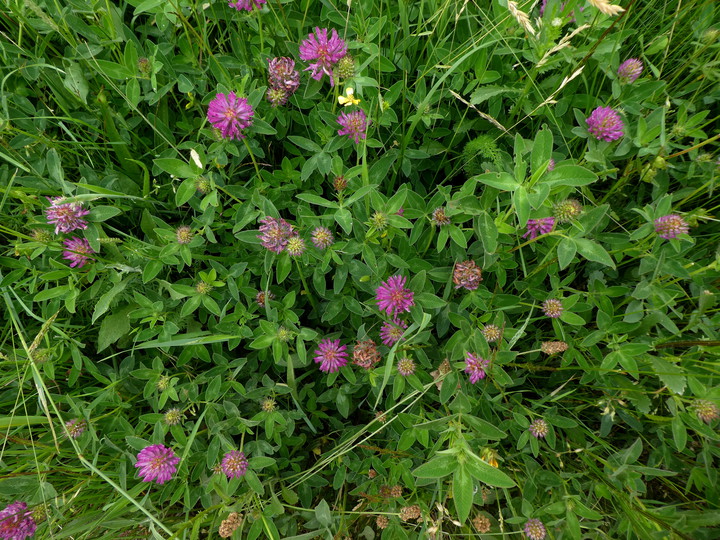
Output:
1 0 720 538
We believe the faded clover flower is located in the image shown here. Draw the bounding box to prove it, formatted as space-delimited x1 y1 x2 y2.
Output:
31 229 53 243
258 216 296 253
62 237 96 268
528 418 549 438
618 58 643 83
586 106 624 142
524 518 547 540
654 214 689 239
541 341 568 355
693 400 719 424
376 275 415 317
256 290 274 307
337 110 367 144
523 217 555 239
542 299 564 318
221 450 249 479
380 319 408 346
314 339 349 373
267 57 300 94
196 281 213 295
64 418 86 439
399 505 421 522
376 515 389 529
195 177 211 194
228 0 265 10
311 227 334 249
473 514 491 533
0 501 36 540
481 324 502 343
396 356 416 377
431 207 450 226
218 512 242 538
353 339 381 370
299 27 347 86
207 92 254 140
45 196 90 234
176 226 193 244
465 352 490 383
266 87 289 107
134 444 180 485
453 260 483 290
553 199 582 222
285 236 306 257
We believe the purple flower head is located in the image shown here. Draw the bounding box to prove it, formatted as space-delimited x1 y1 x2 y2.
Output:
654 214 689 239
65 418 86 439
311 226 334 249
134 444 180 485
207 92 254 140
376 275 414 317
299 27 347 86
586 106 624 142
618 58 643 83
314 339 349 373
523 217 555 239
546 158 555 172
221 450 249 479
268 57 300 94
0 501 36 540
542 298 564 318
528 418 549 438
228 0 266 11
524 518 546 540
465 352 490 384
380 319 408 346
62 237 95 268
337 110 367 144
257 216 297 253
45 196 90 234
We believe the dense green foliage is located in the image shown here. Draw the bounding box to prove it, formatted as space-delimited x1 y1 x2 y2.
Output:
1 0 720 538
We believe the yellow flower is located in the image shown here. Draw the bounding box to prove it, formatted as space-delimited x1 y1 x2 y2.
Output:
338 87 361 107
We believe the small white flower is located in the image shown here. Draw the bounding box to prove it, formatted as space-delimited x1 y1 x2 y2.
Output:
552 17 563 27
190 149 203 169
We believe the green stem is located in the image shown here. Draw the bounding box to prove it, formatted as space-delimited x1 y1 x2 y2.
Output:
294 258 318 311
420 225 435 256
256 8 264 55
242 137 262 181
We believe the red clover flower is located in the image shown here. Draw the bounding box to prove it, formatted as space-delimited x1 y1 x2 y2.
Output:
207 92 254 140
314 339 349 373
337 110 367 144
65 418 86 439
586 106 624 142
45 197 90 234
376 275 415 317
0 501 36 540
228 0 265 11
618 58 643 83
380 319 408 346
221 450 249 479
257 216 297 253
523 217 555 239
299 27 347 86
654 214 689 239
62 237 95 268
396 357 416 377
353 339 381 370
134 444 180 485
465 352 490 383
